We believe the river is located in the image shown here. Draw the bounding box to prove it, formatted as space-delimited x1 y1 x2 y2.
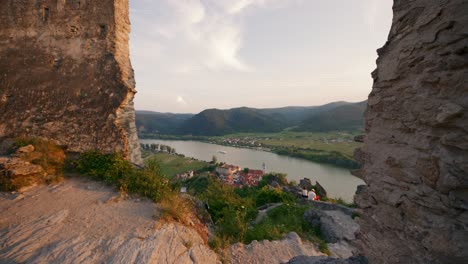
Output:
140 139 364 202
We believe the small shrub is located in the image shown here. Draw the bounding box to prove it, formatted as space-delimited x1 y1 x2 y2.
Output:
245 204 323 245
17 137 65 177
0 178 14 192
73 152 172 202
72 153 201 227
1 138 65 191
182 239 193 249
208 235 230 250
322 197 356 208
254 186 295 207
215 207 249 243
258 173 288 188
319 241 331 255
160 193 194 225
121 170 170 202
74 151 133 183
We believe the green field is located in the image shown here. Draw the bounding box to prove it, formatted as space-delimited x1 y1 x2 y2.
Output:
256 132 360 158
149 153 208 177
206 131 362 169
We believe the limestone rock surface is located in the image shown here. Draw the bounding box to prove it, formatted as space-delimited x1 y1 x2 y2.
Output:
304 209 359 258
355 1 468 263
0 156 44 191
319 211 359 243
229 232 325 264
0 0 141 164
0 177 327 264
0 177 218 264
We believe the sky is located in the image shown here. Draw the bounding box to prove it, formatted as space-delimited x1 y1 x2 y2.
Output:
129 0 393 113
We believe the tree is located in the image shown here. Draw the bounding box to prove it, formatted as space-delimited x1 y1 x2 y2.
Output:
211 155 218 164
243 168 249 174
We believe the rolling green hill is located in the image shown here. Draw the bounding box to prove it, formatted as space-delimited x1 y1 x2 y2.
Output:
256 101 350 124
135 111 193 134
177 107 288 136
292 101 366 132
136 101 366 136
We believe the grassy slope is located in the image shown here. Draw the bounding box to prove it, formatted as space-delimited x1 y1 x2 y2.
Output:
152 153 208 177
216 131 361 158
258 133 360 158
208 131 361 169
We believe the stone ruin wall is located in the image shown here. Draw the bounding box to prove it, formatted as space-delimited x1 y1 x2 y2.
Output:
0 0 142 164
354 0 468 263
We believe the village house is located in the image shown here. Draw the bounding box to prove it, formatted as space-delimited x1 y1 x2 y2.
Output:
215 164 241 176
240 169 264 186
215 164 265 187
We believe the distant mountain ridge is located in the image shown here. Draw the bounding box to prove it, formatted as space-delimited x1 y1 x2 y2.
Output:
292 101 367 132
136 112 194 135
136 101 366 136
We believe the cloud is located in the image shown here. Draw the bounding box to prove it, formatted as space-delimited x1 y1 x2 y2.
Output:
131 0 292 73
226 0 254 14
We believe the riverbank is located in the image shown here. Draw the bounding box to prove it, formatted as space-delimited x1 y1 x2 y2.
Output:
139 132 361 169
139 139 364 202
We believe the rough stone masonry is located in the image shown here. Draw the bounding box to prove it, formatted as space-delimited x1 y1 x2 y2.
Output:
354 0 468 263
0 0 142 164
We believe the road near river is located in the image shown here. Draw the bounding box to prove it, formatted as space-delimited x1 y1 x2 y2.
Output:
140 139 365 202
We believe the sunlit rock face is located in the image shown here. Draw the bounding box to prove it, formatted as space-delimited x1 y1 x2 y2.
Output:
354 0 468 263
0 0 142 164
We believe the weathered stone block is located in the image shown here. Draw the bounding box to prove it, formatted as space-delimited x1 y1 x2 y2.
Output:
0 0 141 164
355 1 468 263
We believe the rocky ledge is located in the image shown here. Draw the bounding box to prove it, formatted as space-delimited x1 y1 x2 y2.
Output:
0 177 217 264
229 232 325 264
0 177 350 264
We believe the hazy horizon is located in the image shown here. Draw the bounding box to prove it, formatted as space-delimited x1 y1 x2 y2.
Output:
136 99 367 114
130 0 393 113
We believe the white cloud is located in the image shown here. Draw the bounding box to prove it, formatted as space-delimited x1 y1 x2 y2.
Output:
131 0 293 73
219 0 290 14
131 0 393 113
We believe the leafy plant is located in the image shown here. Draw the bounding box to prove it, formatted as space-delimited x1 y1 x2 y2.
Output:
72 152 172 202
160 193 194 225
322 197 357 208
245 203 326 252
